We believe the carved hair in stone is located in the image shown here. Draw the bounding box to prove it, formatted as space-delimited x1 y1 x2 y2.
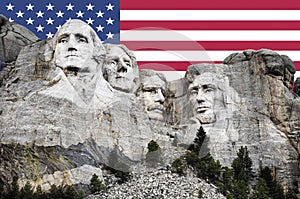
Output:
103 44 139 93
138 70 168 122
52 19 105 75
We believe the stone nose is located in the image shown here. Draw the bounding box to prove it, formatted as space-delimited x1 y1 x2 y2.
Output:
155 89 165 103
117 60 128 73
196 89 206 103
67 35 78 51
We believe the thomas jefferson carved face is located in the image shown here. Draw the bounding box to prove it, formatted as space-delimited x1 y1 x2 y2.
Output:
104 45 136 93
188 73 224 124
54 20 95 73
139 73 166 122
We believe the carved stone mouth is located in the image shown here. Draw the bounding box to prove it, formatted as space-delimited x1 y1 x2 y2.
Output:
196 106 210 113
64 66 80 76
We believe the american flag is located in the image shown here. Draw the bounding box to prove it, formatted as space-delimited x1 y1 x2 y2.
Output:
0 0 120 43
120 0 300 81
1 0 300 81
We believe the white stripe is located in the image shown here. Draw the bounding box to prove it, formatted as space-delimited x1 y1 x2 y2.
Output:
121 10 300 21
120 30 300 41
157 71 300 82
133 50 300 62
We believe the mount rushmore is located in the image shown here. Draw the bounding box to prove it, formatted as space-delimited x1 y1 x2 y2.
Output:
0 17 299 195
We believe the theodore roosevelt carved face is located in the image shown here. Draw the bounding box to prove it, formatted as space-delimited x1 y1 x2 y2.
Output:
138 70 167 122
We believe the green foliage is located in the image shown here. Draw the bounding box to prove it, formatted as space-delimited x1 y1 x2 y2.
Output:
89 173 106 194
185 150 199 167
259 166 287 199
147 140 161 152
146 140 163 167
19 181 34 199
192 126 207 154
271 182 285 199
232 180 249 199
231 146 253 183
250 178 269 199
171 157 186 175
198 188 203 198
286 188 298 199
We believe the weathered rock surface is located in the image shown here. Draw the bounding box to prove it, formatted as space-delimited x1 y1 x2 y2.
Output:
0 15 38 86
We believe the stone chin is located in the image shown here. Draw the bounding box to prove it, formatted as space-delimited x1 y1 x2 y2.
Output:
109 77 135 93
195 110 216 124
147 110 164 122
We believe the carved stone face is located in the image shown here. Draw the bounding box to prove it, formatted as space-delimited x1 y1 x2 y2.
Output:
188 73 224 124
140 75 166 121
54 21 95 73
104 46 135 92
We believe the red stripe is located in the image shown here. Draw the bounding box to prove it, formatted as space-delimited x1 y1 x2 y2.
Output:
121 41 300 51
137 61 300 71
121 0 300 10
121 21 300 31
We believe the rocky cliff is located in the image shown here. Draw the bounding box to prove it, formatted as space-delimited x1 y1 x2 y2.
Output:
0 18 299 197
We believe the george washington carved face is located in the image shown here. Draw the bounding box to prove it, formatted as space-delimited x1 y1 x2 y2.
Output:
53 20 96 74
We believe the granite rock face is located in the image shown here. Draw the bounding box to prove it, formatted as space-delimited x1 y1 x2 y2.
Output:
170 49 299 191
0 19 299 196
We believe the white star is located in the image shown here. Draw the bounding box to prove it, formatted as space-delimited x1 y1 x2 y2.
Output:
8 18 14 22
46 32 54 39
86 3 94 11
106 32 114 39
66 18 72 22
36 11 44 18
46 3 54 10
56 11 64 18
76 11 84 18
6 4 14 11
26 18 34 25
26 4 34 11
86 18 94 25
66 4 74 11
106 18 114 25
36 25 44 32
96 10 104 18
106 3 114 11
56 25 62 31
16 11 24 18
96 25 104 32
46 18 54 25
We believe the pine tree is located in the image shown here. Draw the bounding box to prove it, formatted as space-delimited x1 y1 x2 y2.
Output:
19 181 34 199
232 146 253 183
232 180 249 199
250 178 269 199
90 173 106 194
146 140 162 167
171 157 186 175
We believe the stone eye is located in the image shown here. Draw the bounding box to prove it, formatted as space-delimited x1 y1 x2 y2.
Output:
58 37 68 43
